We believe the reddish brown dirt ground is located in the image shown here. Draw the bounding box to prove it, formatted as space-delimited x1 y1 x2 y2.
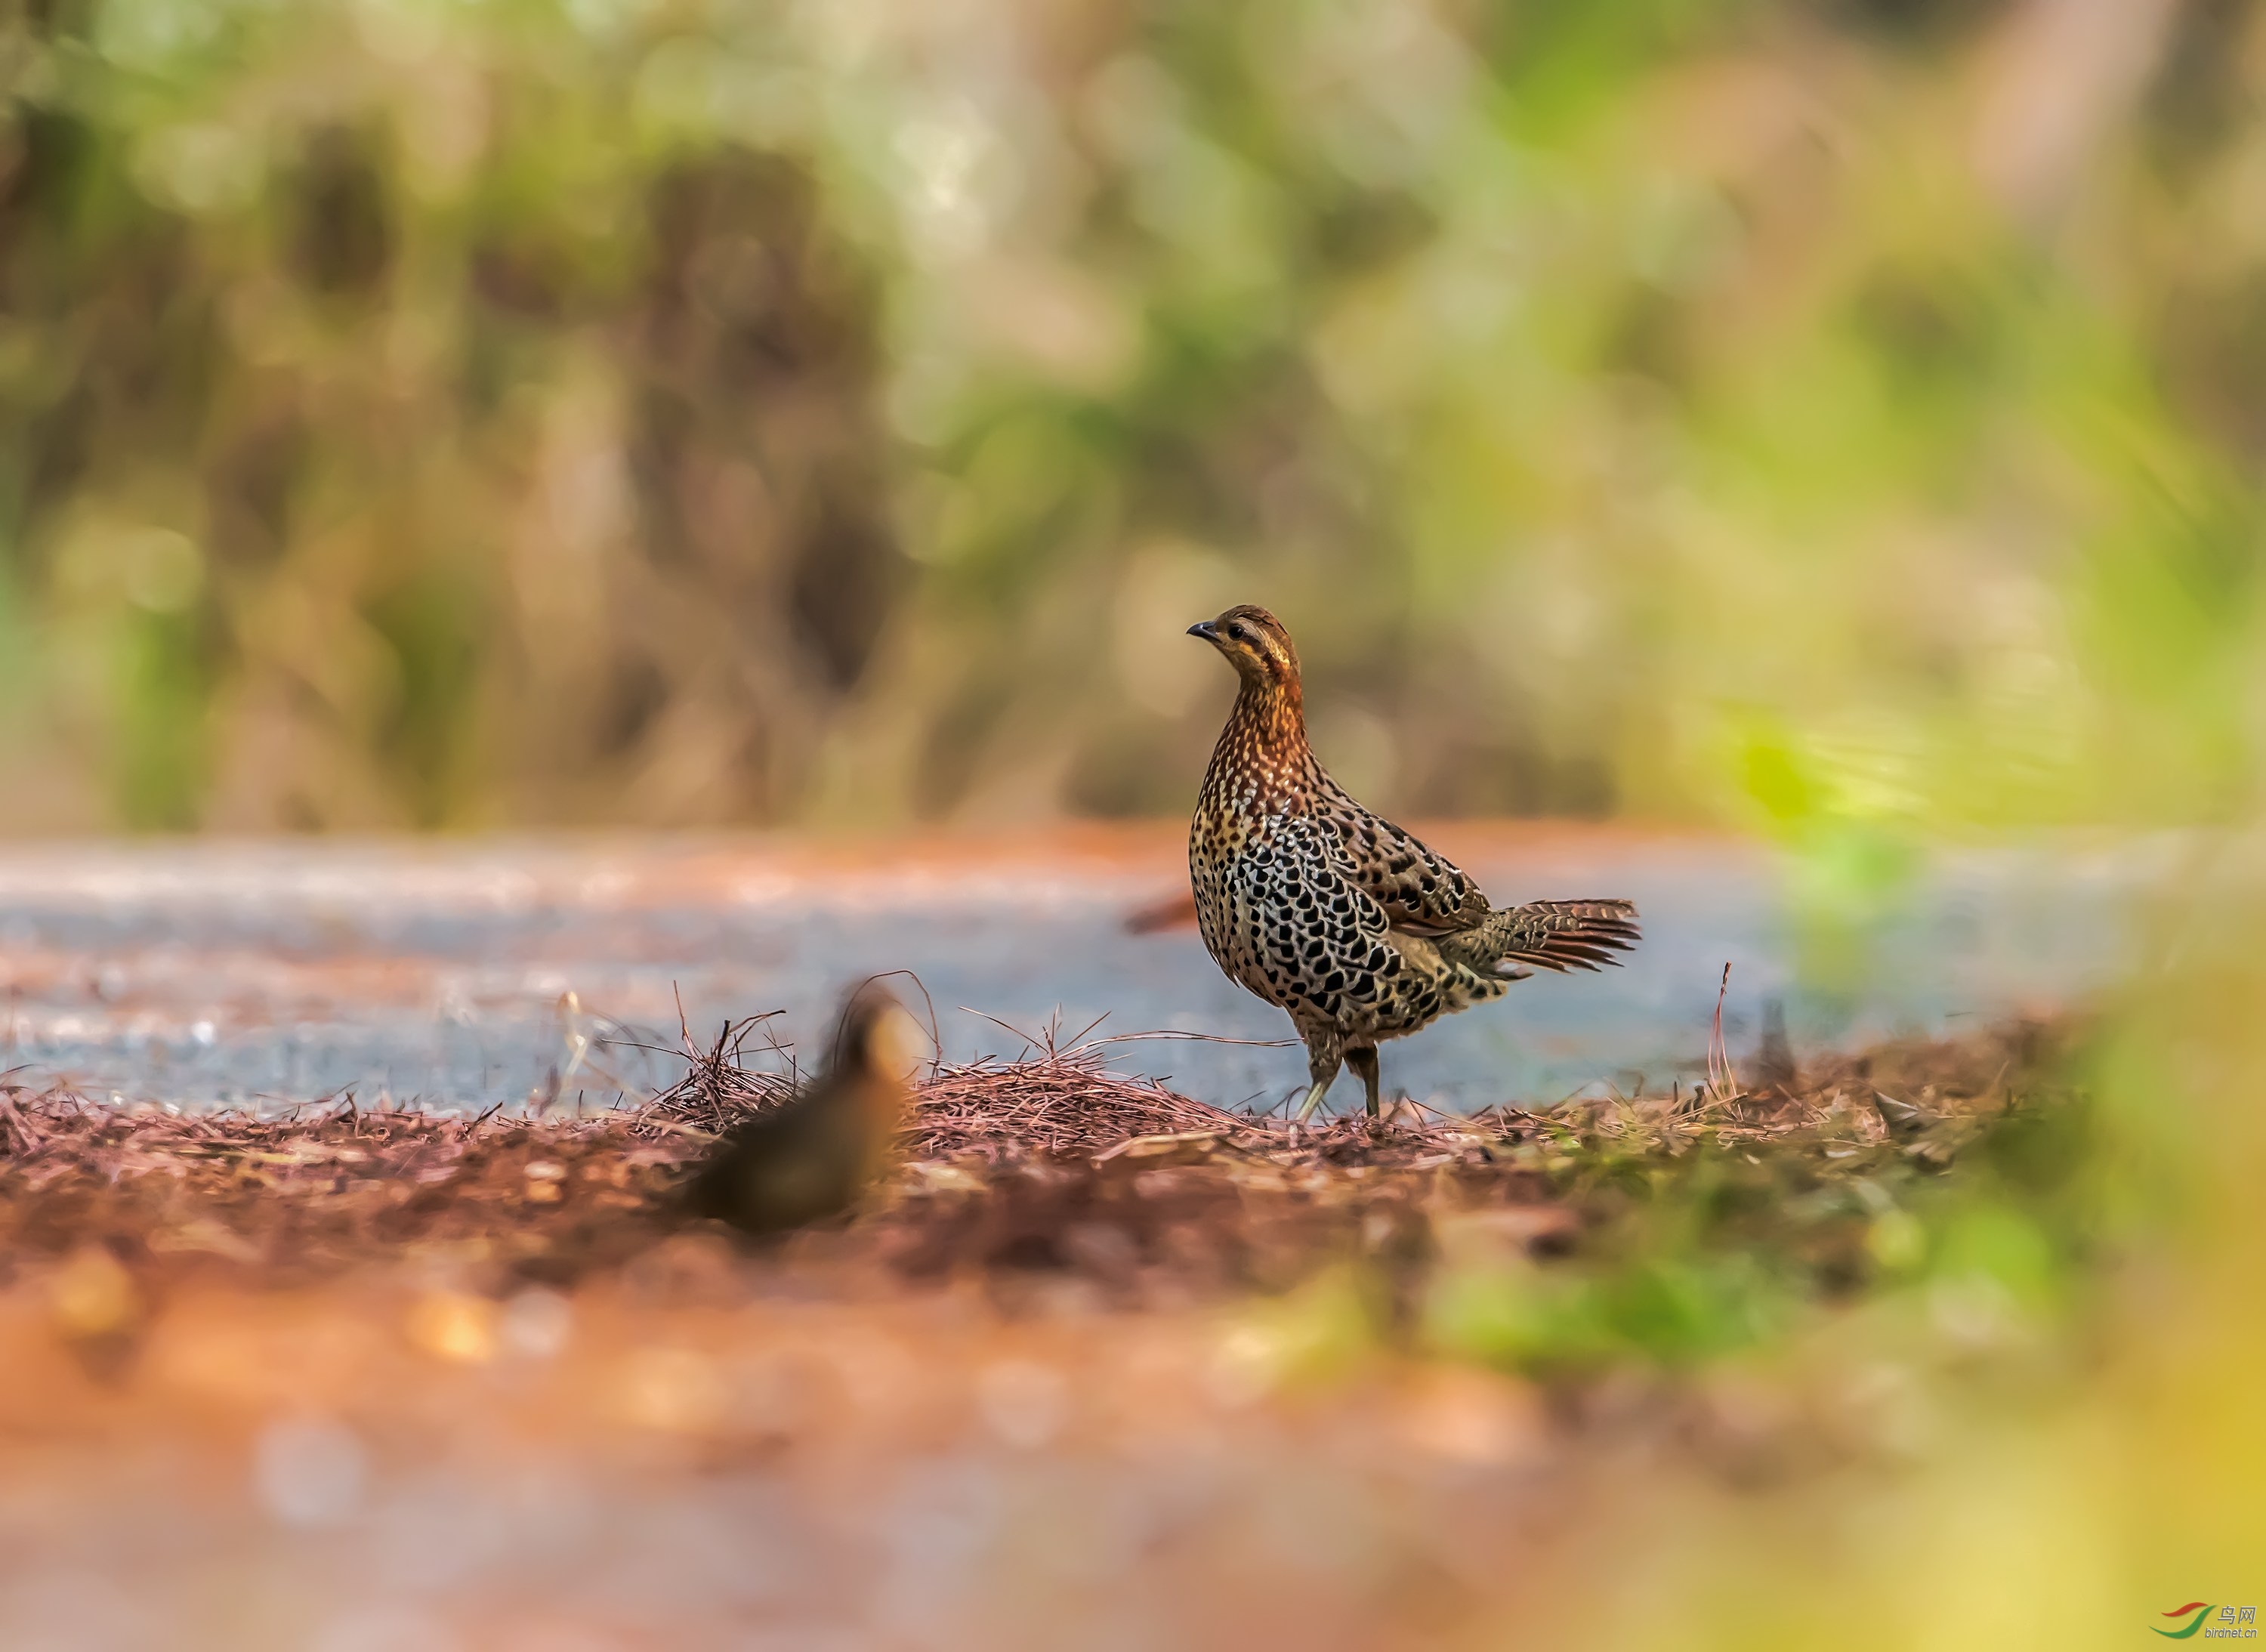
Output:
0 1022 2064 1649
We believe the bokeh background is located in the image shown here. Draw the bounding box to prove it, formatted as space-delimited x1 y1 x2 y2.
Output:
8 2 2266 1644
5 0 2260 845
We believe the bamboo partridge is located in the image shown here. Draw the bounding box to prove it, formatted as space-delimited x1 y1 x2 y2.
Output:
1187 604 1639 1123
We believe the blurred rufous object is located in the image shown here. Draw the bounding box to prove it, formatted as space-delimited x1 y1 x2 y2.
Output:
1122 889 1200 934
687 983 925 1237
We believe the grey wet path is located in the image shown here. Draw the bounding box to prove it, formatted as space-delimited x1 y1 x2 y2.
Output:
0 830 2167 1117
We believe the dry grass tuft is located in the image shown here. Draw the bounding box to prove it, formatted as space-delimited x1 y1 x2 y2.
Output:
909 1048 1249 1160
644 1015 799 1137
646 1016 1259 1162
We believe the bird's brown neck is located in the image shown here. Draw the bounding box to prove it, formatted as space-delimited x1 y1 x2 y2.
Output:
1233 672 1305 748
1202 672 1314 814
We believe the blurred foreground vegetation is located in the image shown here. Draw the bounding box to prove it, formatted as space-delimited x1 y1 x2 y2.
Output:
3 0 2263 838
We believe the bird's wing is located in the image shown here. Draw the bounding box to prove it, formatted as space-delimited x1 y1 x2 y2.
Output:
1227 813 1403 1014
1311 777 1490 934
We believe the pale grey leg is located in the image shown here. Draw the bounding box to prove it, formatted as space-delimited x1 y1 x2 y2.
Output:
1293 1030 1343 1126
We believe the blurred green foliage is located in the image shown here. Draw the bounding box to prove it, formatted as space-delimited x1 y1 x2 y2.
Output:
3 0 2262 836
1419 1079 2094 1377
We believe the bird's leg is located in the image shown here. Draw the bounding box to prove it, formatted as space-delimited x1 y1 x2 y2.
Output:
1292 1030 1344 1126
1346 1045 1381 1122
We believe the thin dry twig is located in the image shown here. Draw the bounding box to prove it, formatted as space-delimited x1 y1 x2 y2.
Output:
1704 962 1740 1107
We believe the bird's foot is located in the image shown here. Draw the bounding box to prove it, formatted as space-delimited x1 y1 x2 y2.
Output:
1292 1079 1331 1127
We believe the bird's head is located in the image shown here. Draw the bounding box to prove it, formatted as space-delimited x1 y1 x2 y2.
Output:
829 981 928 1100
1187 604 1300 690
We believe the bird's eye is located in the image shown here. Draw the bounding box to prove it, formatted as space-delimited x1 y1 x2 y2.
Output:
1227 624 1248 642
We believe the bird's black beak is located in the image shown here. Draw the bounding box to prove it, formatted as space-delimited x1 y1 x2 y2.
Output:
1187 620 1220 643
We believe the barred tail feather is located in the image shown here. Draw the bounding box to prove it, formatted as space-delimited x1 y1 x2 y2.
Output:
1471 898 1640 975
